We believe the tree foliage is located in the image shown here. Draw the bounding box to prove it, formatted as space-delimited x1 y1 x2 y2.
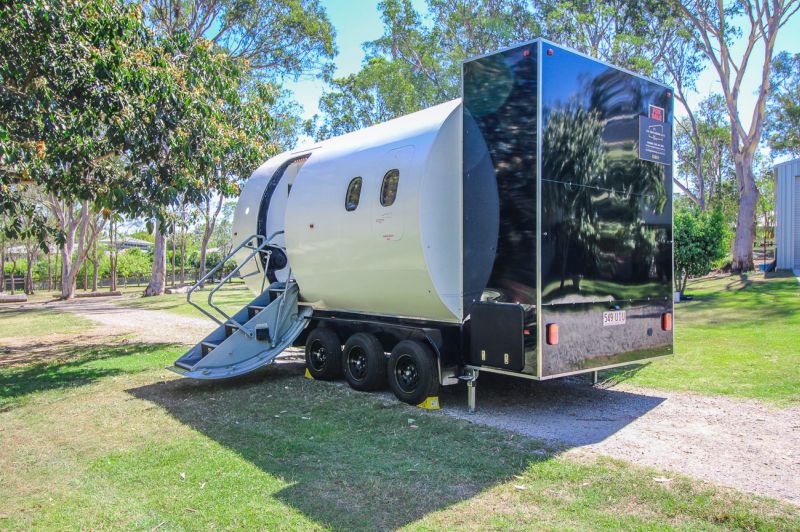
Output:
312 0 679 139
673 0 800 272
1 0 287 297
144 0 336 78
0 0 150 232
674 207 729 293
765 51 800 159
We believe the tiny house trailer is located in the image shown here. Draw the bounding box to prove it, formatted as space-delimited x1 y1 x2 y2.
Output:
172 40 674 411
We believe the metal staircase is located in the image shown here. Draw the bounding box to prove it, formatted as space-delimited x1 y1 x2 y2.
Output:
170 233 311 380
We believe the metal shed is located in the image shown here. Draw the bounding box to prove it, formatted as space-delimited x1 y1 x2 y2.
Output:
775 158 800 271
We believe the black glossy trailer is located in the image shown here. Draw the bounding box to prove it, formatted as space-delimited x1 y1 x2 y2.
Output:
459 40 673 401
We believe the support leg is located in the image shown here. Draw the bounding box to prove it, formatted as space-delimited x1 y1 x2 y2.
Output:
592 370 598 385
466 369 478 414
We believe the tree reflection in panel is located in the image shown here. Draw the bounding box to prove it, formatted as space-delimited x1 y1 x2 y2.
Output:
540 45 673 305
462 44 537 308
539 44 673 377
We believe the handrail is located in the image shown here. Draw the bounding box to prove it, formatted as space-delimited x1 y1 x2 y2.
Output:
270 267 292 347
187 231 285 329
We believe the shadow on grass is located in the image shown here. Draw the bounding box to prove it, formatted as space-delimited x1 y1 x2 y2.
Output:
128 365 554 530
127 362 667 529
0 341 177 411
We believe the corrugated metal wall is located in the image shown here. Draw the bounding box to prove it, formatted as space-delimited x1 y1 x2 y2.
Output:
775 158 800 270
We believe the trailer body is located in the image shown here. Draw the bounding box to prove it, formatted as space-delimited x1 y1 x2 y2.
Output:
173 40 674 405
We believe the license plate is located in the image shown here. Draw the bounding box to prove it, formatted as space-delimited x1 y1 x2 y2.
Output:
602 310 626 327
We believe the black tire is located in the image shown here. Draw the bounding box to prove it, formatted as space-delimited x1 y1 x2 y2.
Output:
305 328 343 380
388 340 439 405
342 333 387 391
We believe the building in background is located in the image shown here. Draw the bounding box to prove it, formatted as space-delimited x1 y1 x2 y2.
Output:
775 158 800 270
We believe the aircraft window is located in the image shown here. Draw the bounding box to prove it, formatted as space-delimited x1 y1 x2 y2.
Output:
345 177 362 211
380 169 400 207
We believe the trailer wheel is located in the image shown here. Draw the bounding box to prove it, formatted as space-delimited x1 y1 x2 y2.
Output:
342 333 387 391
305 328 343 380
388 340 438 406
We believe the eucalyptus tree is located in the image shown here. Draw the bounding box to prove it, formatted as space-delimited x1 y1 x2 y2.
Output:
314 0 680 139
144 0 336 79
673 0 800 272
765 51 800 158
674 94 736 211
539 0 673 74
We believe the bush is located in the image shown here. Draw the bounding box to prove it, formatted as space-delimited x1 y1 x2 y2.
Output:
674 207 730 294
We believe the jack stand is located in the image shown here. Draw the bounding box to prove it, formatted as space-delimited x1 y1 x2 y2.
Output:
462 368 479 414
592 370 598 385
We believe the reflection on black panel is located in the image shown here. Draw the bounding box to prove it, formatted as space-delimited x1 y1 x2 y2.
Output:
462 44 538 307
540 44 673 305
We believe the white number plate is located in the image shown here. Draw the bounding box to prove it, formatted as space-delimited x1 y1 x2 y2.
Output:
602 310 626 327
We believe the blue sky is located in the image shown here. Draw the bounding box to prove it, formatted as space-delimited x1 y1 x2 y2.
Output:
285 1 800 149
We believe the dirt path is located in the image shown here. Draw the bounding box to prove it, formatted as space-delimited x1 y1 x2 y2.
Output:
29 298 800 505
438 375 800 505
58 297 213 345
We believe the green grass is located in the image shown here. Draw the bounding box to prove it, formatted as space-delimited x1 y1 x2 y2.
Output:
610 272 800 405
0 306 93 340
1 340 797 530
116 283 254 319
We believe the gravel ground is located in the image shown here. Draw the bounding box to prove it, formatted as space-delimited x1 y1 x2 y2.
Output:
33 298 800 505
438 373 800 505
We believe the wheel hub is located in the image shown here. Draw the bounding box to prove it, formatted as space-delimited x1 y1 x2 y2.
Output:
348 347 368 380
309 341 327 370
395 355 419 393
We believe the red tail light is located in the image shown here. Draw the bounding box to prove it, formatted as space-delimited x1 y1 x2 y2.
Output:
546 323 559 345
661 312 672 331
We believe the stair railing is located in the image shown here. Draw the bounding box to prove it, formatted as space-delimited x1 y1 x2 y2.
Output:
187 231 284 333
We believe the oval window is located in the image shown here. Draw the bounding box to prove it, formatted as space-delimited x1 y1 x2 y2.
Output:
380 169 400 207
345 177 362 211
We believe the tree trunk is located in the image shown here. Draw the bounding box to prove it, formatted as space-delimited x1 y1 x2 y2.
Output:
0 244 5 293
731 151 759 273
179 229 186 285
145 220 167 297
198 196 222 289
25 250 34 295
47 252 52 291
170 222 176 287
109 220 118 292
9 257 16 295
91 237 98 292
83 255 89 291
60 233 77 299
55 200 92 300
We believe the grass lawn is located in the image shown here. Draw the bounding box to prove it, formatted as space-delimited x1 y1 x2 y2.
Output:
610 272 800 406
1 338 798 529
116 283 254 320
0 306 93 340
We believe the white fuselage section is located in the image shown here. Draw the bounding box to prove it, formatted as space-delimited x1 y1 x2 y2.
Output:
232 99 466 323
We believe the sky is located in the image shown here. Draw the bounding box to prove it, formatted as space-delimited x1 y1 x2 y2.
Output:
284 0 800 156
